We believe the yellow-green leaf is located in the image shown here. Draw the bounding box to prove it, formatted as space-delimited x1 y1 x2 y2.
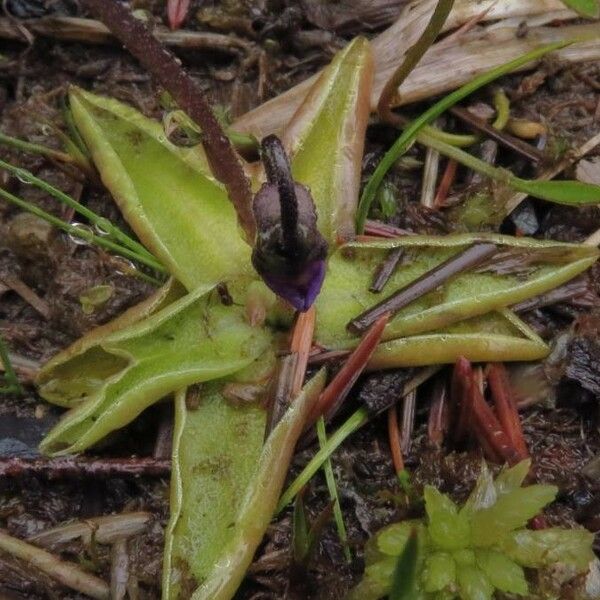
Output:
315 233 598 349
69 87 252 290
39 282 272 456
189 370 326 600
163 383 267 599
284 37 372 243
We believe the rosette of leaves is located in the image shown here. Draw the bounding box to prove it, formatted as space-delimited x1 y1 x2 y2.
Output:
350 460 595 600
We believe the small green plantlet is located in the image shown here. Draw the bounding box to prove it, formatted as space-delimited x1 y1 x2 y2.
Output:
377 182 398 219
349 461 595 599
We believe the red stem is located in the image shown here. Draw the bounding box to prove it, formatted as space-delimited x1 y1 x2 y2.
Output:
290 306 316 396
433 159 458 207
306 313 389 427
487 363 529 462
451 356 473 442
388 405 405 476
469 371 521 465
81 0 255 240
428 376 449 448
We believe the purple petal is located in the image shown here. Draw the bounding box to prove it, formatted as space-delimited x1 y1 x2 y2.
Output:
261 259 326 312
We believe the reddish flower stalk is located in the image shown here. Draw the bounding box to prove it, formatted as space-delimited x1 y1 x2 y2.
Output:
487 363 529 461
469 370 521 465
264 307 315 434
451 356 474 442
306 313 389 428
388 405 405 476
290 306 316 396
81 0 255 240
428 376 449 448
433 159 458 207
167 0 191 30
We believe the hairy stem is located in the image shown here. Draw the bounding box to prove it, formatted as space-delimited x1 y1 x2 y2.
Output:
260 135 300 256
81 0 255 240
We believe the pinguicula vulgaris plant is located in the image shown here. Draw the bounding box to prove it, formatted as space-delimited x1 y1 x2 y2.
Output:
0 0 599 598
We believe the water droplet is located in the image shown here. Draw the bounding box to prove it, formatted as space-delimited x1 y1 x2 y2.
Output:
15 172 30 185
112 257 138 276
68 222 93 245
94 219 111 236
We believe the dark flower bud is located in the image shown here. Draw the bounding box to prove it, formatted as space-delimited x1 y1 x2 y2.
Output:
252 135 328 311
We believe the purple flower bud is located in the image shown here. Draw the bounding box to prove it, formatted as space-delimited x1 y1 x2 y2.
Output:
251 135 328 312
259 258 326 312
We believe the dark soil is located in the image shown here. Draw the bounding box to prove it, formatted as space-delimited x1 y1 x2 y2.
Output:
0 2 599 599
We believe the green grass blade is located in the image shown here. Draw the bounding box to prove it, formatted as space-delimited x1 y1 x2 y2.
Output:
277 408 369 512
0 159 156 262
355 41 570 233
0 132 74 164
317 417 351 562
510 177 600 205
0 186 166 274
389 529 419 600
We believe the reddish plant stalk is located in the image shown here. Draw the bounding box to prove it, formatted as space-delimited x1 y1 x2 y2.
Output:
428 376 449 448
290 306 316 396
451 356 474 442
388 405 405 476
487 363 529 461
469 371 521 465
433 159 458 207
81 0 255 239
306 313 389 428
167 0 191 30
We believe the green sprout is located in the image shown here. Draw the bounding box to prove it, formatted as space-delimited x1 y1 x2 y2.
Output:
0 333 24 395
349 460 595 600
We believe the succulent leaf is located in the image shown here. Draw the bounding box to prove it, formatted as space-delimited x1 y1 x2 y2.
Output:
470 485 558 546
425 486 470 551
476 549 528 595
350 461 594 600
